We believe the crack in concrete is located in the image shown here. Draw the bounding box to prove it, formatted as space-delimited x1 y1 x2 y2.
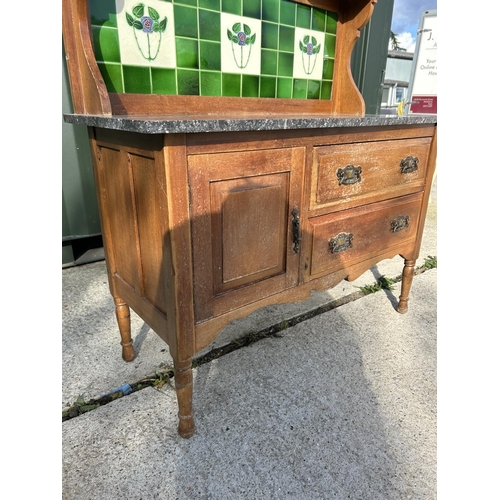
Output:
62 263 434 422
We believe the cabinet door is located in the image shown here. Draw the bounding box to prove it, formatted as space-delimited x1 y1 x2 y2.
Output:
188 147 305 322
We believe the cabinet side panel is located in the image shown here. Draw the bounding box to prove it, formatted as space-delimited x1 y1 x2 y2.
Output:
99 146 141 291
131 153 168 316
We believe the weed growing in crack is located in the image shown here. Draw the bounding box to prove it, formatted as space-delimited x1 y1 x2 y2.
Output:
62 365 175 422
358 276 396 295
421 255 437 270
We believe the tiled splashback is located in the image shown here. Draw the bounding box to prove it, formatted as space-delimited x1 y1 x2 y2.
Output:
90 0 337 99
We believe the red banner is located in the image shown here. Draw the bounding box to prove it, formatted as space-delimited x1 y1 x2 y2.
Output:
410 95 437 114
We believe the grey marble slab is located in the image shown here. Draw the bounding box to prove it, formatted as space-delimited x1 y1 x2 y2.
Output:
63 113 437 134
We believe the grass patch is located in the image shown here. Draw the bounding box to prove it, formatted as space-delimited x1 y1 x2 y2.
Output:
420 255 437 270
359 256 437 296
358 275 396 295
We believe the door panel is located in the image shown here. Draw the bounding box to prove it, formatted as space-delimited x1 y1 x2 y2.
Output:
211 174 289 294
188 147 305 321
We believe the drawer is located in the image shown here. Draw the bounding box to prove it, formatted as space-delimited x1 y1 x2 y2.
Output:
310 137 431 212
307 193 423 278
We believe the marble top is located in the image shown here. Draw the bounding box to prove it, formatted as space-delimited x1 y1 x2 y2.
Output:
63 113 437 134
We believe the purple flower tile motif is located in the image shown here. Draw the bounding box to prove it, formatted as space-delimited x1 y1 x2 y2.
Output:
125 2 167 61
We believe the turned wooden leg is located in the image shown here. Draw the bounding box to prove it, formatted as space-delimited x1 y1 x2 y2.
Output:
397 259 416 314
173 357 195 438
114 298 135 362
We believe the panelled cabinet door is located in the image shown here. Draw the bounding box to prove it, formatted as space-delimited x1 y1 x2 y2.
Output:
188 147 305 322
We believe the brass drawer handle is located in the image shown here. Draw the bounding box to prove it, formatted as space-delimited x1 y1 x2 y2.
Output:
391 215 410 232
400 156 419 174
337 165 362 185
329 232 353 253
292 206 301 253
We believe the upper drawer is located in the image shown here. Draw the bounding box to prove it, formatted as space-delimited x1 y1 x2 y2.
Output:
310 137 432 212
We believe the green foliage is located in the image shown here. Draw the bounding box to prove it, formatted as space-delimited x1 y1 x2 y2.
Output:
422 255 437 270
149 7 159 21
152 370 172 389
62 395 101 420
228 24 255 45
299 36 321 54
132 3 145 17
62 364 175 421
389 30 407 51
358 275 396 295
127 3 167 33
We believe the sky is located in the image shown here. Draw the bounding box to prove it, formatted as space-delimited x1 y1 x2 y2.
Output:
390 0 437 52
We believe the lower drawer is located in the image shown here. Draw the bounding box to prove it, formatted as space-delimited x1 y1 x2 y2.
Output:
307 192 423 278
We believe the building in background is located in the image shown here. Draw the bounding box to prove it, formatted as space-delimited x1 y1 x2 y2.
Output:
381 49 413 112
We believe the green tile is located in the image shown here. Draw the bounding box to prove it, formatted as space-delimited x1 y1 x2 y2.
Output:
92 27 120 63
278 52 293 77
98 63 123 93
222 73 241 96
199 9 221 41
277 77 292 98
279 0 295 26
262 22 279 50
152 68 177 94
123 65 152 93
292 78 307 99
243 0 261 19
222 0 241 15
200 71 222 96
177 69 200 95
326 12 339 34
279 25 295 52
199 0 220 11
176 0 197 6
262 0 279 23
326 11 338 33
307 80 320 99
322 58 334 80
324 34 336 59
176 37 199 68
174 5 199 38
242 74 260 97
296 4 311 29
311 9 326 32
199 41 221 70
260 76 276 97
90 0 117 27
261 49 277 75
320 80 332 100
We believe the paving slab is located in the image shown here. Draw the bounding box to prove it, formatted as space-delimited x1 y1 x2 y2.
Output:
62 178 436 499
62 269 436 500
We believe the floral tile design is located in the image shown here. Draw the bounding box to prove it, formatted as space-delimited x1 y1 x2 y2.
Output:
221 13 261 75
293 27 325 80
116 0 176 68
92 0 338 99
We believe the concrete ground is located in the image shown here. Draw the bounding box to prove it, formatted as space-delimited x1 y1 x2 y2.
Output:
62 179 437 500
